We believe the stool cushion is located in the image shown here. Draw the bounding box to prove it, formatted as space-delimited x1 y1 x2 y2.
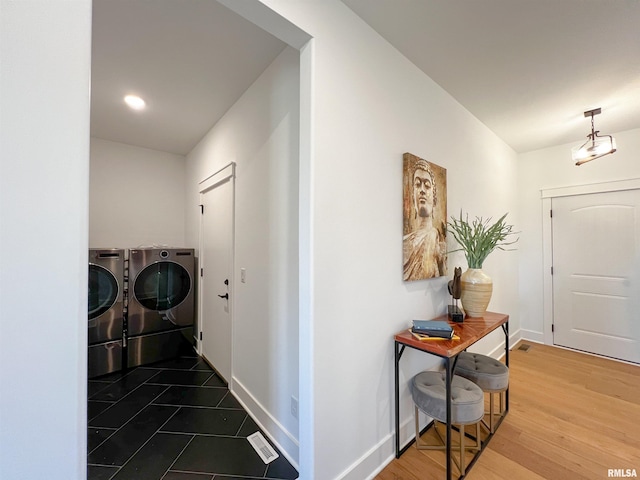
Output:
410 371 484 425
455 352 509 392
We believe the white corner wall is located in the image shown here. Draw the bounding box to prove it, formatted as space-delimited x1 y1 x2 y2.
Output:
250 2 520 479
0 1 91 479
518 127 640 341
89 138 186 248
184 47 300 464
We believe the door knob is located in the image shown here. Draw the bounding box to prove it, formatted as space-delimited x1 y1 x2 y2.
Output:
218 293 229 300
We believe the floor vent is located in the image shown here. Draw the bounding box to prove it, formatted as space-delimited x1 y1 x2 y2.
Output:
518 343 531 352
247 431 279 464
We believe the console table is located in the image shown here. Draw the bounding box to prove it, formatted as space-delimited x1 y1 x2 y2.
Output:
394 311 509 480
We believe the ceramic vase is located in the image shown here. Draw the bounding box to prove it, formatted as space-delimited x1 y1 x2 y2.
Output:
460 268 493 317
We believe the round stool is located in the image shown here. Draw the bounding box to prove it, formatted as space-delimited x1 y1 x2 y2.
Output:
454 351 509 433
410 371 484 474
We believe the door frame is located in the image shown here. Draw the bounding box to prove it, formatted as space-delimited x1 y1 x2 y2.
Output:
541 177 640 346
197 162 236 380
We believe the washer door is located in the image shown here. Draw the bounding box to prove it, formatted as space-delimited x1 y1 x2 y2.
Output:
133 261 191 312
88 264 118 320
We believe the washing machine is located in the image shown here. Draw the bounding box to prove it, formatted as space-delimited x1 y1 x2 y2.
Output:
88 249 125 378
127 248 195 367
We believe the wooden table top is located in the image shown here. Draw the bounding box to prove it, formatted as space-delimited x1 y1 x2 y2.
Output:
394 311 509 358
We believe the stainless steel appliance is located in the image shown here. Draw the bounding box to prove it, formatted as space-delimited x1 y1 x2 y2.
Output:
88 249 125 378
127 248 195 367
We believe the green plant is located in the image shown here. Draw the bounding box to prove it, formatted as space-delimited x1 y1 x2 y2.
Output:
447 212 518 269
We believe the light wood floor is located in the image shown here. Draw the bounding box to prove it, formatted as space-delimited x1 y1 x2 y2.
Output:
376 341 640 480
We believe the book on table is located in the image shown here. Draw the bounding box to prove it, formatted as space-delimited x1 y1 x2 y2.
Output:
411 320 454 339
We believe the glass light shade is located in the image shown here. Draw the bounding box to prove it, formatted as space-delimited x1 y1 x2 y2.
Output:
572 134 616 166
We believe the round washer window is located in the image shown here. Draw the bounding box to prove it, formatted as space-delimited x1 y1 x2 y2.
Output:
134 261 191 311
88 264 118 320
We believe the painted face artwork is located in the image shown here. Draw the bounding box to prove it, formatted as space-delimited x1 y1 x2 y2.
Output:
413 167 434 219
403 153 447 281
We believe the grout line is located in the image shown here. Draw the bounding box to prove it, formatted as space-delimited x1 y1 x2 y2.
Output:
159 431 254 439
100 385 183 476
87 380 153 428
86 427 118 458
152 403 243 411
87 400 116 422
87 381 114 400
235 412 250 437
88 381 171 456
162 433 196 480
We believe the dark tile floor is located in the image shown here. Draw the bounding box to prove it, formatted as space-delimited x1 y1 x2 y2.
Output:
88 355 298 480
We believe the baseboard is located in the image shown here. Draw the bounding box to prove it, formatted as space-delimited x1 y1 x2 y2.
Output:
334 433 394 480
520 329 544 344
486 327 521 360
230 377 299 471
334 410 422 480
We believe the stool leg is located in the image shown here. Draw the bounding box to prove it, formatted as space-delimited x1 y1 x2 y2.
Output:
414 406 420 449
489 393 495 433
459 424 465 474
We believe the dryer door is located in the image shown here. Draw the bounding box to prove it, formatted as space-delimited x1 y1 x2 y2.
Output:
88 264 118 320
88 264 121 344
133 261 191 314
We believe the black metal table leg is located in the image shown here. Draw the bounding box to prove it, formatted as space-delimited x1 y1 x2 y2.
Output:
502 321 510 411
445 356 452 480
395 342 405 458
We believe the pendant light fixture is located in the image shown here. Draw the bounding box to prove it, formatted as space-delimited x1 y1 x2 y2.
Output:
571 108 616 166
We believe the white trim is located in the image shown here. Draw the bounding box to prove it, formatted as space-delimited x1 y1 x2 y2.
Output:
520 329 544 344
334 414 418 480
335 432 394 480
541 177 640 199
198 161 236 383
216 0 311 49
231 376 300 472
541 197 554 345
552 343 640 367
478 328 520 361
199 161 235 193
297 37 315 480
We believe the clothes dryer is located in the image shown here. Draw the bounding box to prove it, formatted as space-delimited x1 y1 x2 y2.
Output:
127 248 195 367
88 249 125 378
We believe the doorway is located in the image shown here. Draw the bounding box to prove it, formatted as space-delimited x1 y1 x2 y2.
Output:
549 187 640 363
199 163 235 383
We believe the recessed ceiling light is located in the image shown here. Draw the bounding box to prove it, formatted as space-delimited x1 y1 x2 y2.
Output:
124 95 146 110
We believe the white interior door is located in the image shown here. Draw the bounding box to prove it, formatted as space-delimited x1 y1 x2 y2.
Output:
552 189 640 363
200 170 234 382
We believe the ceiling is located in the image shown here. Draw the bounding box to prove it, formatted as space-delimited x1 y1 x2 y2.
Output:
343 0 640 153
91 0 640 156
90 0 286 155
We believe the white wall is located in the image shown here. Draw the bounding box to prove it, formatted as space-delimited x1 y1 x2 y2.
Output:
0 2 527 479
247 2 520 478
0 1 91 479
184 47 300 463
518 127 640 341
89 138 186 248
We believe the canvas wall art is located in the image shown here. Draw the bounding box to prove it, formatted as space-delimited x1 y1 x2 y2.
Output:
402 152 447 281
